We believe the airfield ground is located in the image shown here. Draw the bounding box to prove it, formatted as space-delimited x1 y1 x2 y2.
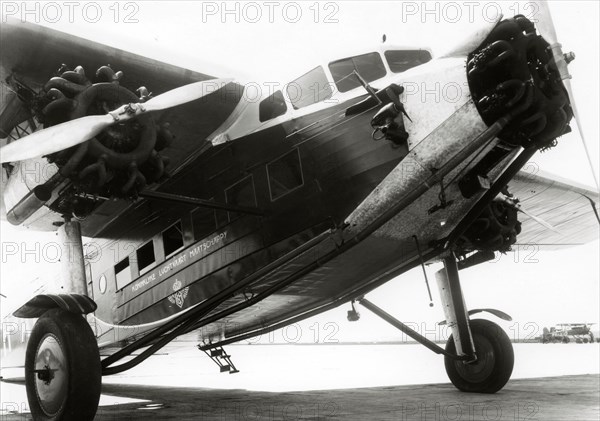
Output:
2 343 599 420
1 374 598 420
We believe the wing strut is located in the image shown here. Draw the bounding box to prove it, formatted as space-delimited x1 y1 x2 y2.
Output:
139 190 265 216
357 297 468 360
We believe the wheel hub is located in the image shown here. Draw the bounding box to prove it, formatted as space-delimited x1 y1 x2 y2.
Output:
33 334 68 417
454 334 495 383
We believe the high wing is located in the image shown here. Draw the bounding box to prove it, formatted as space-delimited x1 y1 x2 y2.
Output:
510 170 599 248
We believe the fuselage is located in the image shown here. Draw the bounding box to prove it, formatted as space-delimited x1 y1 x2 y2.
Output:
2 15 572 369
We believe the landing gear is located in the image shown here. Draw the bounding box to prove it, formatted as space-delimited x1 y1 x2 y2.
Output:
436 253 514 393
25 308 101 421
357 252 514 394
444 319 514 393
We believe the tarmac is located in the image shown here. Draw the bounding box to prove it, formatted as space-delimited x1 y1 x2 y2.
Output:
2 374 598 420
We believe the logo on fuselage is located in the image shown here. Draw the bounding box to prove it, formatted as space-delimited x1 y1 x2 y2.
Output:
168 279 189 309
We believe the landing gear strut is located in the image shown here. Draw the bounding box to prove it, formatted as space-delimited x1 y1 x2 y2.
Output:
437 253 514 393
20 219 102 420
357 253 514 393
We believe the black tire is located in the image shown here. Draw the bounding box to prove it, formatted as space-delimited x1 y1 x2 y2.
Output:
25 308 101 421
444 319 514 393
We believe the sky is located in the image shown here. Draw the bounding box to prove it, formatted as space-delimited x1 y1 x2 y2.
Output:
0 1 598 340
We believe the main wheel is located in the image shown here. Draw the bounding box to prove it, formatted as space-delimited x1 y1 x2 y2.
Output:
444 318 514 393
25 308 101 421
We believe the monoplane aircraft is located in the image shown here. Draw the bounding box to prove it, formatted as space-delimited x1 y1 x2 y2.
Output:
1 2 598 420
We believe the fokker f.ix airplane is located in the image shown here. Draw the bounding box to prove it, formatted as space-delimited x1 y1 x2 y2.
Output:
1 4 599 421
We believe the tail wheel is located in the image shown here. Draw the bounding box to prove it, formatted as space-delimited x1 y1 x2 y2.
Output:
444 319 514 393
25 308 101 421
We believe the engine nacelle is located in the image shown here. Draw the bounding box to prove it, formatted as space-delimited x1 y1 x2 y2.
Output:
5 65 175 221
458 198 521 254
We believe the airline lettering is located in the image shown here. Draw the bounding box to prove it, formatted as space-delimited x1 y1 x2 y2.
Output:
129 231 228 295
131 273 156 292
158 255 187 277
189 232 228 258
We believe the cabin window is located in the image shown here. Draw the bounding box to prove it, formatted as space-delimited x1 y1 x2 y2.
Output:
136 241 155 274
267 149 304 200
384 50 432 73
259 90 287 122
225 175 256 221
286 66 333 110
191 206 217 240
329 52 387 93
115 257 132 290
163 222 184 257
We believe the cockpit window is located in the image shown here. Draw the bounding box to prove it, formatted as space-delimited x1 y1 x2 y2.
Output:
286 66 333 110
259 90 287 122
329 52 386 93
384 50 432 73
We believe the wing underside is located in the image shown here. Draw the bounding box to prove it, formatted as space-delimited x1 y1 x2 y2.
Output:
509 170 599 248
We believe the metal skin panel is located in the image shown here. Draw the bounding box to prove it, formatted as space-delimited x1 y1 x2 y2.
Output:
346 101 487 233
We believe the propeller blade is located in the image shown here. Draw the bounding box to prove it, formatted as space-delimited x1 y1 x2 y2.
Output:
498 196 562 234
534 2 599 189
563 79 599 190
0 78 233 163
533 1 558 45
143 78 233 112
516 206 562 235
0 115 113 163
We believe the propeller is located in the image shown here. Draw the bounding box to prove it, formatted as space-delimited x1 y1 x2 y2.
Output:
498 195 562 234
534 1 599 190
0 78 233 164
514 203 562 234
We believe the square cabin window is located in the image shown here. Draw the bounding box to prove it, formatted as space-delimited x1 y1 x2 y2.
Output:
225 176 257 221
286 66 333 110
267 149 304 200
115 257 132 290
259 90 287 122
163 222 184 257
191 206 217 240
384 50 432 73
329 52 387 93
136 241 155 275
